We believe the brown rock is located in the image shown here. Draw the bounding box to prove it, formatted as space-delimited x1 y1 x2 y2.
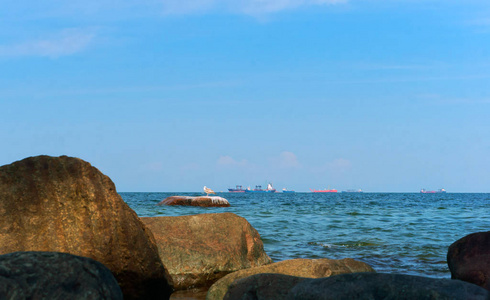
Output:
224 274 308 300
286 272 489 300
170 288 208 300
142 213 272 290
158 196 230 207
206 258 374 300
448 231 490 290
0 251 123 299
0 155 173 300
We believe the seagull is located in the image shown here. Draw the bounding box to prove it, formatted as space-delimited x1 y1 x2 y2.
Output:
203 186 216 196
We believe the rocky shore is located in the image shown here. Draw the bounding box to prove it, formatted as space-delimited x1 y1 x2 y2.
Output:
0 155 489 299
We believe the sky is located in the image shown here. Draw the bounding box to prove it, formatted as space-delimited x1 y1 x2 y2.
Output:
1 0 489 192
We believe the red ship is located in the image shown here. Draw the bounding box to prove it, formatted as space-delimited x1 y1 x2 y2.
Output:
420 188 446 194
310 188 338 193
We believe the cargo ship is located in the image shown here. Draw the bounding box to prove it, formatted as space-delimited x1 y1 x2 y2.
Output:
310 188 338 193
420 188 446 194
341 189 363 193
245 183 276 193
282 188 296 193
228 185 246 193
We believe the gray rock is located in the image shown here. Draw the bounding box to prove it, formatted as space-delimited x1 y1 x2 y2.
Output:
224 273 308 300
286 272 490 300
0 251 123 300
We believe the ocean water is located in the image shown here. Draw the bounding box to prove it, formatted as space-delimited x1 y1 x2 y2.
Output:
121 192 490 278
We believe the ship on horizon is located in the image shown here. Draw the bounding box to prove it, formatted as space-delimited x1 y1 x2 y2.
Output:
310 188 338 193
420 188 447 194
228 185 246 193
341 189 363 193
245 183 276 193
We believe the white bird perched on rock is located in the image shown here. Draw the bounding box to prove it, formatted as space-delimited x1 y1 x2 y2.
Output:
203 186 216 196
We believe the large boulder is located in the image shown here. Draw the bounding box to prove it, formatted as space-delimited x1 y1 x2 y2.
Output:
141 213 272 290
286 272 489 300
448 231 490 290
206 258 374 300
224 274 308 300
0 251 123 299
0 155 173 299
158 196 230 207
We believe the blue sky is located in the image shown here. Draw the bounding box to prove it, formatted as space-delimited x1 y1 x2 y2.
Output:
1 0 489 192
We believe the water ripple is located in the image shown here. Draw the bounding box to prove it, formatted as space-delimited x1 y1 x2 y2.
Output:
121 192 490 278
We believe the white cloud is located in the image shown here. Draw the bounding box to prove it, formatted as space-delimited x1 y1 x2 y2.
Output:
0 28 95 58
161 0 347 15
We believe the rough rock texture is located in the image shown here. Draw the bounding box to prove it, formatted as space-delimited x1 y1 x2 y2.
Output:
158 196 230 207
224 274 308 300
0 155 173 300
0 251 123 299
170 288 208 300
448 231 490 290
141 213 272 290
206 258 374 300
285 272 490 300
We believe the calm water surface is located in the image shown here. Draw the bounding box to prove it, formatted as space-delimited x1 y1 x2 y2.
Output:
121 192 490 278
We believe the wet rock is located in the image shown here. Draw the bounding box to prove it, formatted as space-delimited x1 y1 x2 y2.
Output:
142 213 272 290
206 258 374 300
0 155 173 300
286 272 489 300
448 231 490 290
0 251 123 300
224 273 308 300
158 196 230 207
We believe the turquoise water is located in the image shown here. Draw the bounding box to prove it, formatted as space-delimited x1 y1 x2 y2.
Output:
121 192 490 278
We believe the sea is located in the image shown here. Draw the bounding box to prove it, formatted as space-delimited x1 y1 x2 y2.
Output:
121 192 489 279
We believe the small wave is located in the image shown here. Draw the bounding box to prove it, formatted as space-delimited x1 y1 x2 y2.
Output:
334 241 381 248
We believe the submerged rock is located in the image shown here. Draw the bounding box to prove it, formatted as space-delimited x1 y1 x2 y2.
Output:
206 258 374 300
285 272 489 300
0 251 123 300
0 155 173 300
142 213 272 290
448 231 490 290
158 196 230 207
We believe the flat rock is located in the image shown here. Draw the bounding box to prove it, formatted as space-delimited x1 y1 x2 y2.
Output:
0 251 123 300
0 155 173 300
158 196 230 207
448 231 490 290
142 213 272 290
206 258 374 300
286 272 490 300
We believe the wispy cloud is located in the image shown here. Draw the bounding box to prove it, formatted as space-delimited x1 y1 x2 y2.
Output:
161 0 347 15
0 28 95 58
